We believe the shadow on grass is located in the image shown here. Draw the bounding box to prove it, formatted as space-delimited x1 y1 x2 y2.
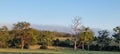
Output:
0 52 61 54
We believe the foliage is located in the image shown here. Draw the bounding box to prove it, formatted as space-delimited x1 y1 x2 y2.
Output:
13 22 32 49
37 31 54 46
78 27 94 50
0 21 120 51
0 26 11 48
40 45 48 49
112 26 120 50
96 30 111 50
53 38 73 47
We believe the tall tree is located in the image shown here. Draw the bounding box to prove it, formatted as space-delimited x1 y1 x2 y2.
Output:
13 21 31 49
0 26 10 48
79 27 94 50
113 26 120 49
72 16 83 50
97 30 110 50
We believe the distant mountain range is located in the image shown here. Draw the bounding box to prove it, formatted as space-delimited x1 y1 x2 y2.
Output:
31 24 104 36
0 23 113 36
31 25 73 33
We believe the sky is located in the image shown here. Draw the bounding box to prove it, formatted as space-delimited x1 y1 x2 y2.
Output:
0 0 120 30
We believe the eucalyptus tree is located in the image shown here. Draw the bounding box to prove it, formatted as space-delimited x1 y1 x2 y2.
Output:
13 21 31 49
72 16 83 50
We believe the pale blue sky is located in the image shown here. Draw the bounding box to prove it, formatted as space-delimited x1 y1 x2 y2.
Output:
0 0 120 30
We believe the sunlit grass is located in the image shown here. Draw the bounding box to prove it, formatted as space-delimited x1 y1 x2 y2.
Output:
0 48 62 54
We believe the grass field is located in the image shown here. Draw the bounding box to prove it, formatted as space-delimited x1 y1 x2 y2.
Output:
0 48 120 54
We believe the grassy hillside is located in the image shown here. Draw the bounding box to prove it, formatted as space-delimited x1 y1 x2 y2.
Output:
0 48 119 54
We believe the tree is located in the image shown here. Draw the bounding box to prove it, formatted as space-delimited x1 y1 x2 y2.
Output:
79 27 94 50
13 21 31 49
37 31 54 49
113 26 120 49
0 26 8 31
72 16 83 50
0 26 10 48
28 28 40 45
97 30 110 50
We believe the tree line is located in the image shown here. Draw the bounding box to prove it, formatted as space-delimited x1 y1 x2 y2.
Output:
71 17 120 51
0 20 120 51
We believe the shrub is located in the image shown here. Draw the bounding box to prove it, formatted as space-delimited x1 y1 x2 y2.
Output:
40 45 48 49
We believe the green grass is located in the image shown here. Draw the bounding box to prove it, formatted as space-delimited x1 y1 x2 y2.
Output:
0 49 62 54
0 48 119 54
59 50 120 54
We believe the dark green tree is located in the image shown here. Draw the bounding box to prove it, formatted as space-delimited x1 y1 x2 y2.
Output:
97 30 110 50
113 26 120 49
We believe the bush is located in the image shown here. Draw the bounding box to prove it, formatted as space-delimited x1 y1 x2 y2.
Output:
53 39 73 47
0 42 8 48
40 45 48 49
102 46 120 51
89 45 100 51
24 44 29 49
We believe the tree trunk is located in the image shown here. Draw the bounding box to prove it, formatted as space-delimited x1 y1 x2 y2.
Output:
119 40 120 49
101 43 104 51
21 38 24 49
74 40 77 50
87 44 90 50
82 42 84 50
